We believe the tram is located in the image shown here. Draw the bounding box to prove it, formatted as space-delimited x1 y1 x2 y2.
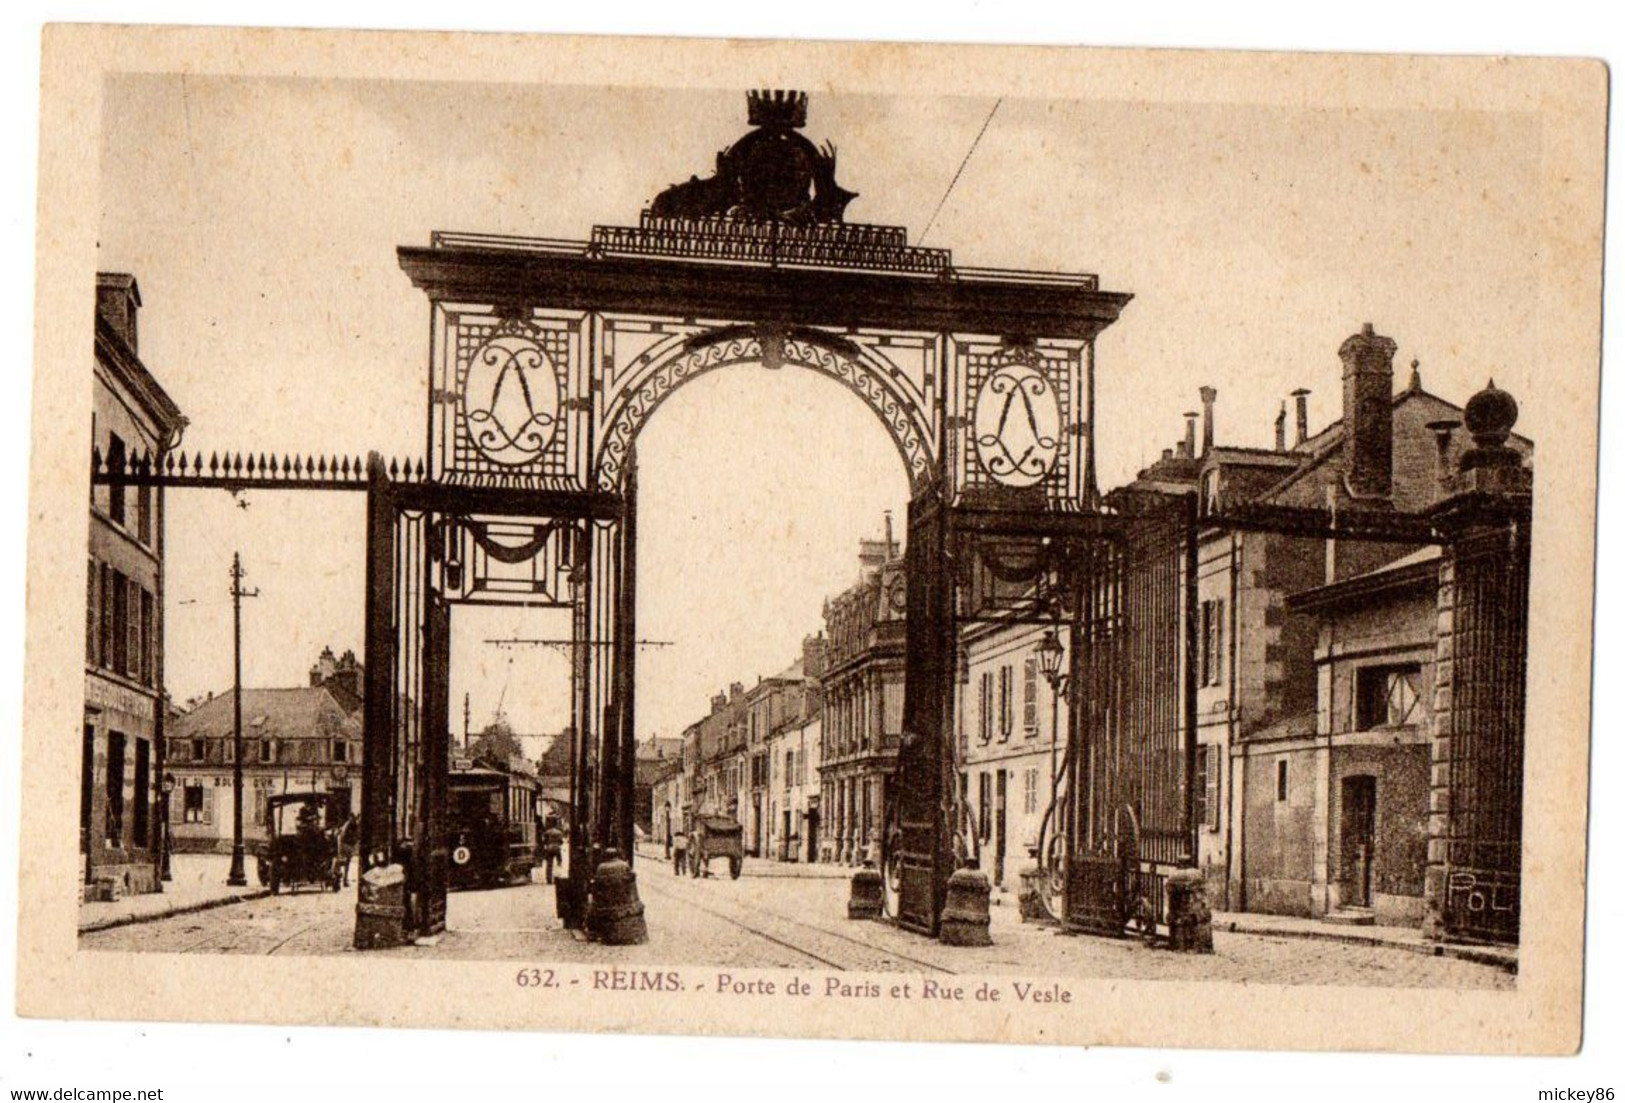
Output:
447 756 540 890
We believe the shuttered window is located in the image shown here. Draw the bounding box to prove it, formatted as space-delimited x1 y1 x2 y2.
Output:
1023 657 1039 735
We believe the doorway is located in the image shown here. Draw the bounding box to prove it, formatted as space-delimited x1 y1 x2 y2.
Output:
1340 775 1377 908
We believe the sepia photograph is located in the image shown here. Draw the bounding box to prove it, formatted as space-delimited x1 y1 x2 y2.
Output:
13 15 1608 1074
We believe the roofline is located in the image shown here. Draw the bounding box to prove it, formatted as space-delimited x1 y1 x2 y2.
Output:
1286 556 1438 613
95 315 186 439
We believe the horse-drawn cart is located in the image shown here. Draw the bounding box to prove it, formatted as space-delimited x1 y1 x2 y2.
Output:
685 815 744 880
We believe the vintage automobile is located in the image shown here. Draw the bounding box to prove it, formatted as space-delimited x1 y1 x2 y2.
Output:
686 814 744 880
255 792 350 894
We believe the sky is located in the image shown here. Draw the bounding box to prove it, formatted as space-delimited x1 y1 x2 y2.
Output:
95 74 1547 742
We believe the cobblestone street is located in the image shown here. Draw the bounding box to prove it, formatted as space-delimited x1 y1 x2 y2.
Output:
81 851 1513 990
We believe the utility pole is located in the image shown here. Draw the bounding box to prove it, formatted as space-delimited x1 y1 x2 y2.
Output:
225 552 259 887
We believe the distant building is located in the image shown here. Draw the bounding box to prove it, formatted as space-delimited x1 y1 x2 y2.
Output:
84 273 185 897
693 683 748 823
166 685 361 853
308 645 364 712
819 523 906 865
633 736 685 835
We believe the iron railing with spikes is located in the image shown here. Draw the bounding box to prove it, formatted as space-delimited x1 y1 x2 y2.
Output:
89 447 428 491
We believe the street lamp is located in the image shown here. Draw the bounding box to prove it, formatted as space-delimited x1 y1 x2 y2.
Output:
1034 627 1069 869
159 772 175 882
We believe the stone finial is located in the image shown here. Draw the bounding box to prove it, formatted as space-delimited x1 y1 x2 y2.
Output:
1463 378 1519 450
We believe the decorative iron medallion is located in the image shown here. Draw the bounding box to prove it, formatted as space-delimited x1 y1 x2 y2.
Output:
462 324 561 467
972 356 1062 487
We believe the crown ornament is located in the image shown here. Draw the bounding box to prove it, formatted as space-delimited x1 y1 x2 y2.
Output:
746 89 808 129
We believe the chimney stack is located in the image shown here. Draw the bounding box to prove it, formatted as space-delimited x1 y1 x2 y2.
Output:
1181 412 1198 459
1339 323 1397 500
1199 386 1217 456
1292 388 1311 447
1274 402 1287 452
96 273 141 356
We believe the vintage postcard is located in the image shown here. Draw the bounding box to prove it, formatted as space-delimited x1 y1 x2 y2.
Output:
18 25 1605 1053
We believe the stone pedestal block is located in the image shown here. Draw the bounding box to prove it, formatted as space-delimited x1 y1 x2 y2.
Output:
939 866 993 947
1165 868 1214 954
847 865 883 920
353 863 407 950
587 858 648 945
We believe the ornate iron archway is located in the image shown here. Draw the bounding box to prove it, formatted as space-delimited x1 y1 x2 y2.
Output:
594 325 937 494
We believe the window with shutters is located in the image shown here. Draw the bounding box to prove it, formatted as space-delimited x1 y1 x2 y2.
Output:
99 565 114 671
109 571 128 676
85 559 98 665
1206 746 1221 831
1023 767 1039 815
125 577 142 680
1200 599 1225 687
1023 657 1039 735
139 588 154 685
1194 745 1221 831
978 771 992 841
978 672 993 743
137 483 152 546
106 433 127 525
997 664 1013 741
1356 664 1423 730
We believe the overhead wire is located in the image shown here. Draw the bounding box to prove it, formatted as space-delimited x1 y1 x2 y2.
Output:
918 97 1003 245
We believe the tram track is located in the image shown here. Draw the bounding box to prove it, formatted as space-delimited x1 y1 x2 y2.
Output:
641 873 957 975
730 894 959 975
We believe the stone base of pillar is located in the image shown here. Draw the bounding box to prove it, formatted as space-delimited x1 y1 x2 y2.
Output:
1164 868 1213 953
353 863 407 950
587 858 649 945
847 865 883 919
939 866 993 946
1016 862 1054 923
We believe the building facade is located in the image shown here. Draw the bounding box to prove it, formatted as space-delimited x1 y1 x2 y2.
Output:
957 622 1067 891
1280 548 1440 925
1114 324 1531 928
818 529 905 865
166 685 362 853
84 273 185 897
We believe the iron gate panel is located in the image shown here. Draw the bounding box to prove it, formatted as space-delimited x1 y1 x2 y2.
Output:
894 489 955 935
1066 497 1194 937
416 594 451 936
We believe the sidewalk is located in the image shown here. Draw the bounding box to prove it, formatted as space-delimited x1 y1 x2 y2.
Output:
78 853 273 934
974 880 1515 972
1213 909 1518 971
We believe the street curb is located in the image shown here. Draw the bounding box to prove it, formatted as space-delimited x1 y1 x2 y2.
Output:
1220 919 1518 974
78 888 275 935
